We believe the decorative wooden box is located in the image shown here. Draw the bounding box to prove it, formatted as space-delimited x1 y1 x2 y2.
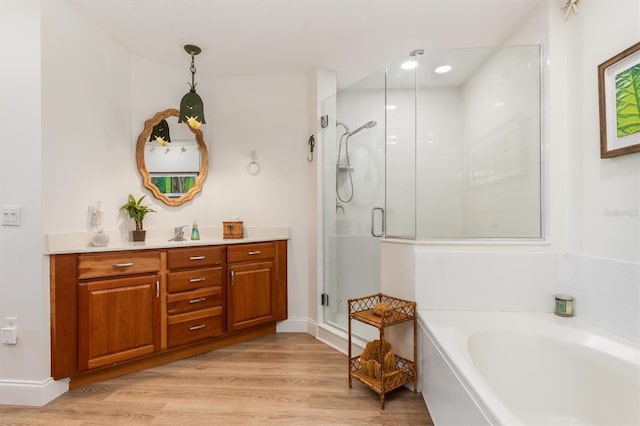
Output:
223 221 244 239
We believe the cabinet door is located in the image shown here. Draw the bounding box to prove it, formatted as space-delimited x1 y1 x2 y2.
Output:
227 261 276 332
78 274 160 370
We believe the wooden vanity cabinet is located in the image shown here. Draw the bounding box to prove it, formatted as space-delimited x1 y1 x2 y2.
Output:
226 241 288 332
166 246 225 347
76 251 162 372
50 239 287 385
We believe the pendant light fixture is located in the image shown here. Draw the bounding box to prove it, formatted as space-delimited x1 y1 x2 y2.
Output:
149 119 171 146
179 44 206 130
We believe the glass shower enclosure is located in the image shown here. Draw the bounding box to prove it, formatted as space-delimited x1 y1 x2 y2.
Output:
321 45 542 337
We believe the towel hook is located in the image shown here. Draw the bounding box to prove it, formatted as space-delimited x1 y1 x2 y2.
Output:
307 135 315 162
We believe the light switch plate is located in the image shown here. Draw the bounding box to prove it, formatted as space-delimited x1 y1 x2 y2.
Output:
1 205 21 226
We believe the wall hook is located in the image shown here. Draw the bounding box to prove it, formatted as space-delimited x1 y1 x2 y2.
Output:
307 135 315 162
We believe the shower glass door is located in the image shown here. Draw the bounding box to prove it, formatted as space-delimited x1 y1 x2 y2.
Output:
321 69 385 337
385 54 417 238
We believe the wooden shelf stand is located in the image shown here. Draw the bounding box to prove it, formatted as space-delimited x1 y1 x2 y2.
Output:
348 293 417 409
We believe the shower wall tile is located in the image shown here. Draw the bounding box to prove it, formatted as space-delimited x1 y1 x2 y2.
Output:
412 249 639 343
414 250 568 312
568 253 639 343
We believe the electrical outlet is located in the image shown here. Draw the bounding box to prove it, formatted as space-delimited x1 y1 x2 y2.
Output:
1 327 17 344
2 317 18 344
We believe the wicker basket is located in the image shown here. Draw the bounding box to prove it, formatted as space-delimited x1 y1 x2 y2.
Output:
223 221 244 239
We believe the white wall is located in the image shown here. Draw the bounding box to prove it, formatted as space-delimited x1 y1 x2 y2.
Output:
565 0 640 263
1 0 312 406
42 0 133 234
563 0 640 342
0 0 60 405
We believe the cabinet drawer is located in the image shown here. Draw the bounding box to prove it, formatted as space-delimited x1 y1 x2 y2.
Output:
167 286 222 315
78 251 160 279
167 307 223 348
167 246 224 270
227 242 276 263
167 267 222 293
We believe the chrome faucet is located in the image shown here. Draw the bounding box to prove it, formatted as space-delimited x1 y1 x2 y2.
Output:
169 225 188 241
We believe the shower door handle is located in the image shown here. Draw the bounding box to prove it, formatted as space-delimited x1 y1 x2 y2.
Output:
371 207 385 238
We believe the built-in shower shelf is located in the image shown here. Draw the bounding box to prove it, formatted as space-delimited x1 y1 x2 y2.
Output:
337 165 354 172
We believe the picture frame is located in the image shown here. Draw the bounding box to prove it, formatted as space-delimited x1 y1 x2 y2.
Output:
598 41 640 158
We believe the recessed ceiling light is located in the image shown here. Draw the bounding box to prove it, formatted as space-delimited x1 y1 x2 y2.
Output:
401 60 417 70
434 65 452 74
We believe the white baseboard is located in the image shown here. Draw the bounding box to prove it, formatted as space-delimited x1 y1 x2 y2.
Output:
278 318 368 356
276 317 317 334
0 377 69 406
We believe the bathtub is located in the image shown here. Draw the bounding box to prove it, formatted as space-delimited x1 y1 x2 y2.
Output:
418 311 639 426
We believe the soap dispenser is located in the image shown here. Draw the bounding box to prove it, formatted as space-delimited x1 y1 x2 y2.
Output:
191 221 200 240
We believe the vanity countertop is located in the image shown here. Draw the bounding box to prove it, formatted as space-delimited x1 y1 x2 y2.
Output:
46 226 289 255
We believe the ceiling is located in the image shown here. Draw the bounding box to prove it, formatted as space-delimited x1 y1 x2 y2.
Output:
65 0 544 89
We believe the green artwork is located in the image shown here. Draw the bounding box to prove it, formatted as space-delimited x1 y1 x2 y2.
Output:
615 63 640 137
151 175 196 195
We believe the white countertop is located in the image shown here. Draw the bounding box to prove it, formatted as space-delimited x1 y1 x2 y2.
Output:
46 226 290 254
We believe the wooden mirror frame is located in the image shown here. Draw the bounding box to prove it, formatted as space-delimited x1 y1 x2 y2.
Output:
136 108 209 206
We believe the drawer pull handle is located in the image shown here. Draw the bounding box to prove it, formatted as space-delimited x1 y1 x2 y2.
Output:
248 250 261 255
189 297 206 304
189 277 206 283
189 256 206 261
113 262 134 268
231 270 235 286
189 324 206 331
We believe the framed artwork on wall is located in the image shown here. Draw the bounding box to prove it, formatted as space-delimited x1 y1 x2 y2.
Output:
598 41 640 158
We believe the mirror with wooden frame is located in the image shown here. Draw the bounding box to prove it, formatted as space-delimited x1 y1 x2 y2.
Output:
136 108 208 206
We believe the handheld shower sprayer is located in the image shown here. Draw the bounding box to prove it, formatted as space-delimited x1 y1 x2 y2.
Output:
336 119 378 203
347 120 377 136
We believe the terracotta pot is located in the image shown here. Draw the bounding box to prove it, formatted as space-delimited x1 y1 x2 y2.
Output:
132 230 146 242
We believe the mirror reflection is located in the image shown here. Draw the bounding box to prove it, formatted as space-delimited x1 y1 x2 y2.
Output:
136 108 208 206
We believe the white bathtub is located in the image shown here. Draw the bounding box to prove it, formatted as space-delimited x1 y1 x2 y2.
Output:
418 311 640 426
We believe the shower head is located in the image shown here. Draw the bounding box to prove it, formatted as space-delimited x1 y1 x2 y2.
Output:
347 120 377 137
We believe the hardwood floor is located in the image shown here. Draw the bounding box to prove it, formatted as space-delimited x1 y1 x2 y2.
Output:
0 333 433 425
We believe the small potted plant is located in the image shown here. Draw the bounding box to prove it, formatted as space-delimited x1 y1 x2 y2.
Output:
120 194 156 242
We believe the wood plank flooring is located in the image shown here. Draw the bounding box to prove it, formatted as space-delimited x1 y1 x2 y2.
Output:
0 333 433 425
